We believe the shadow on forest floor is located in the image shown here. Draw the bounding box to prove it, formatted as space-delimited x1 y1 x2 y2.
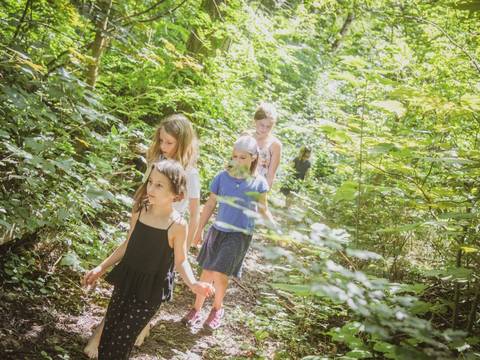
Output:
0 242 276 359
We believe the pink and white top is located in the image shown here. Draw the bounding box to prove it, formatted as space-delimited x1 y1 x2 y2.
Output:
257 140 273 178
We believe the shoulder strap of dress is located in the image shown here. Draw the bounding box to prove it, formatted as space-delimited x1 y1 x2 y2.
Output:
166 214 181 231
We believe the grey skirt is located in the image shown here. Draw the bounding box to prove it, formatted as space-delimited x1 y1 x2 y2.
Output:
197 226 253 278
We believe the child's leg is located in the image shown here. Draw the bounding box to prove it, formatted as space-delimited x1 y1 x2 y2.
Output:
183 269 215 325
193 269 215 311
134 321 151 347
211 271 229 310
98 296 160 360
83 318 105 359
204 271 229 329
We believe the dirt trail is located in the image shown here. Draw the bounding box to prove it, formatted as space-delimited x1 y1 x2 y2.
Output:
0 241 276 359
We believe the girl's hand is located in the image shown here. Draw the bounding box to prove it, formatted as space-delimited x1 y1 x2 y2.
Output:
82 265 105 288
191 281 214 297
193 229 204 246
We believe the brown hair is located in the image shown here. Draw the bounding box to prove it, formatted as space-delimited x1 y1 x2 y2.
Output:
253 102 278 122
133 160 186 212
146 114 199 168
299 146 311 159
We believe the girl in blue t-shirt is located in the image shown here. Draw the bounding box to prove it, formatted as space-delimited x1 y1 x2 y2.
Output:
181 135 275 330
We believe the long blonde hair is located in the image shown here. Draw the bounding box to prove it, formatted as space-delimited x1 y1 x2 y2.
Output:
146 114 199 168
133 160 186 213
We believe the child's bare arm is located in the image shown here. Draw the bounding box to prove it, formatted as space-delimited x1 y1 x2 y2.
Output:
194 193 217 244
82 210 139 287
187 198 200 246
258 192 276 227
266 140 282 188
172 223 214 297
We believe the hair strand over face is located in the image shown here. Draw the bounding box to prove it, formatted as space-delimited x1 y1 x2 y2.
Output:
133 160 187 212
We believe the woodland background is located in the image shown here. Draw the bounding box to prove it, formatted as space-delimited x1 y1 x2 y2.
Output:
1 0 480 359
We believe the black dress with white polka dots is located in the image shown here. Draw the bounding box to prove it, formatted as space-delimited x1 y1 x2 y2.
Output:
98 209 176 359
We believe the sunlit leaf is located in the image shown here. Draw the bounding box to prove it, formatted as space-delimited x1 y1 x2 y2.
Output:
370 100 406 117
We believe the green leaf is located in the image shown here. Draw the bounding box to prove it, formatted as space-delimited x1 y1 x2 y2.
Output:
460 246 478 253
320 125 352 143
115 194 133 207
346 248 382 260
60 251 84 271
331 72 361 86
272 283 312 296
370 100 406 117
409 300 432 315
368 143 400 155
422 267 473 281
421 156 475 165
340 55 368 69
454 1 480 12
0 129 10 138
440 267 473 281
397 283 428 295
345 349 372 359
334 181 358 202
85 185 115 202
373 341 395 354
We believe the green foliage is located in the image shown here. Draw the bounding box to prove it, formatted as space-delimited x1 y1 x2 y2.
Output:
311 151 335 180
1 0 480 357
259 221 475 359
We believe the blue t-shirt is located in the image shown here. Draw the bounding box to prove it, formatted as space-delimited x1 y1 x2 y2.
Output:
210 170 269 234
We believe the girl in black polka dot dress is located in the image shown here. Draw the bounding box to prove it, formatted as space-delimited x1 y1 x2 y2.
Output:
82 160 214 359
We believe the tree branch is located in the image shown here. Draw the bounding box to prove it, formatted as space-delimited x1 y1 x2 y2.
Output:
9 0 33 46
134 0 189 24
405 15 480 74
116 0 168 22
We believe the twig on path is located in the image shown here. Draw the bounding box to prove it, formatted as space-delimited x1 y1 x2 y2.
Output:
48 254 64 275
338 250 357 271
270 287 296 314
232 278 257 303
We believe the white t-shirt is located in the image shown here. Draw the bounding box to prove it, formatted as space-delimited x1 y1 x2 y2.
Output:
173 166 200 215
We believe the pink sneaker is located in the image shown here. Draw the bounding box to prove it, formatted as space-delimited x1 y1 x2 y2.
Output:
204 307 224 330
181 308 202 326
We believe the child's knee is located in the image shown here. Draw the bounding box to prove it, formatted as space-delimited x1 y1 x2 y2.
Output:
200 269 215 281
212 271 229 285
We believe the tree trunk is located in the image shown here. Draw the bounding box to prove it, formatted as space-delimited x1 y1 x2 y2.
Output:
186 0 226 56
466 279 480 334
452 208 471 329
86 0 113 87
452 248 463 329
331 12 354 52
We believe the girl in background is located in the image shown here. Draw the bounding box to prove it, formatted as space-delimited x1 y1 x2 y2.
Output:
146 114 201 248
250 102 282 189
281 146 312 207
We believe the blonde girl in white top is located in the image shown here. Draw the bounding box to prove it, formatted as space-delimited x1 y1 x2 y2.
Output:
146 114 201 247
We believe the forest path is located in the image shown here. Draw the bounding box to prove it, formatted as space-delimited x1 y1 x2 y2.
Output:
0 239 279 359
